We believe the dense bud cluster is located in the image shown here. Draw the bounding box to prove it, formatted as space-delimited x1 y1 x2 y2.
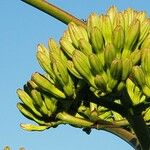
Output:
17 6 150 132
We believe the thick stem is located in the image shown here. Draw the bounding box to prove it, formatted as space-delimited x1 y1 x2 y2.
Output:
57 111 140 149
94 119 140 150
121 89 150 150
21 0 86 27
126 112 150 150
102 128 141 150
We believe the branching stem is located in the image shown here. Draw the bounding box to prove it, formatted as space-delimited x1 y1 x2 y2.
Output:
121 89 150 150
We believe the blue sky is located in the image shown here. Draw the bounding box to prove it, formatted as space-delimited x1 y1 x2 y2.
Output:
0 0 150 149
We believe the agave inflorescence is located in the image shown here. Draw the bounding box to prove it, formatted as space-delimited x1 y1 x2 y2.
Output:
17 6 150 139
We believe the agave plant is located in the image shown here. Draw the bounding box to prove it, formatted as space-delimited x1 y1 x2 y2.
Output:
18 1 150 150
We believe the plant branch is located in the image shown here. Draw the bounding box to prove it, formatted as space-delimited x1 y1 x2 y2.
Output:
57 111 140 149
134 100 150 113
93 119 140 149
102 128 141 150
56 112 93 127
88 91 127 117
126 112 150 150
121 89 150 150
21 0 86 27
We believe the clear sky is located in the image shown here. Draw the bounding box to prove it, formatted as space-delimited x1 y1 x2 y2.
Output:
0 0 150 149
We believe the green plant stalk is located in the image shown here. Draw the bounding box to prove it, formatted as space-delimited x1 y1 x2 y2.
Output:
88 90 142 149
112 119 129 127
56 112 93 127
57 112 139 149
121 90 150 150
95 119 140 149
126 111 150 150
102 128 141 150
21 0 86 27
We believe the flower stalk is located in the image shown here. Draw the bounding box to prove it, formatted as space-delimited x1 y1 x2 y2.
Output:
126 113 150 150
21 0 86 27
